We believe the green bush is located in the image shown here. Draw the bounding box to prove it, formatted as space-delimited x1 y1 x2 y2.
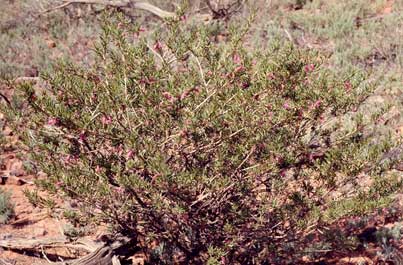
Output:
2 14 400 263
0 188 14 224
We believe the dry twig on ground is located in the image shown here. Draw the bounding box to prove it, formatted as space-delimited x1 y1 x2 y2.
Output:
0 236 130 265
41 0 176 19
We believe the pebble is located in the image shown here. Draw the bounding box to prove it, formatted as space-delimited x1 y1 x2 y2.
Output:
46 40 56 48
10 169 24 177
33 227 47 237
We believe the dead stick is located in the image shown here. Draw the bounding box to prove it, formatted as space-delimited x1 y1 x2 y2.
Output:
41 0 176 19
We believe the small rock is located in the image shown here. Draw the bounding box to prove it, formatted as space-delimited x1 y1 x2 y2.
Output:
32 208 42 214
33 227 47 237
37 171 48 179
46 40 57 48
69 200 78 208
10 169 24 177
24 66 39 77
5 154 15 160
9 161 24 176
366 95 385 105
397 125 403 137
2 127 12 136
394 162 403 171
1 175 21 185
0 176 6 185
0 234 12 240
130 254 146 265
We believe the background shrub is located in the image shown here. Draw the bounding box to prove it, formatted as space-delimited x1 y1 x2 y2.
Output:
0 188 14 224
2 13 401 263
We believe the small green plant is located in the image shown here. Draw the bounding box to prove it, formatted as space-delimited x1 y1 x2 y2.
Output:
62 208 89 227
0 188 14 224
2 12 401 263
23 189 56 209
62 223 87 239
23 189 41 207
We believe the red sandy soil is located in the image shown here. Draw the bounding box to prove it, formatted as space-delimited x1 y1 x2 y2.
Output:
0 85 82 264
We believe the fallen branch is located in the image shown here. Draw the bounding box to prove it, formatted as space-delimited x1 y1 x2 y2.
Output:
0 236 130 265
41 0 176 19
41 244 114 265
0 259 13 265
0 237 70 250
0 92 11 106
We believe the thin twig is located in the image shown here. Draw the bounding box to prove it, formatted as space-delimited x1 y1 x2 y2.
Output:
283 28 295 44
193 90 216 111
0 92 11 106
40 0 176 19
191 52 208 88
41 1 72 14
41 245 53 264
146 43 165 65
234 145 256 172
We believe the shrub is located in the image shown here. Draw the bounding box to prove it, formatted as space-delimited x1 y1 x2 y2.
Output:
0 188 14 224
2 14 400 263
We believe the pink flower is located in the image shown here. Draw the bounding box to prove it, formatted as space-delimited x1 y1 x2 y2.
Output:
95 165 102 173
180 15 187 22
275 156 284 164
304 63 315 73
55 181 63 187
242 81 250 89
79 131 87 142
319 114 325 123
279 169 287 177
135 27 146 37
310 100 322 110
126 149 135 159
376 117 384 124
233 53 241 64
344 81 352 91
193 86 201 94
47 117 60 126
113 145 124 156
283 101 291 110
298 109 304 118
267 72 276 80
139 78 147 85
162 91 175 103
64 155 77 165
153 41 163 52
101 115 112 125
179 89 192 100
234 65 245 73
114 187 125 194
